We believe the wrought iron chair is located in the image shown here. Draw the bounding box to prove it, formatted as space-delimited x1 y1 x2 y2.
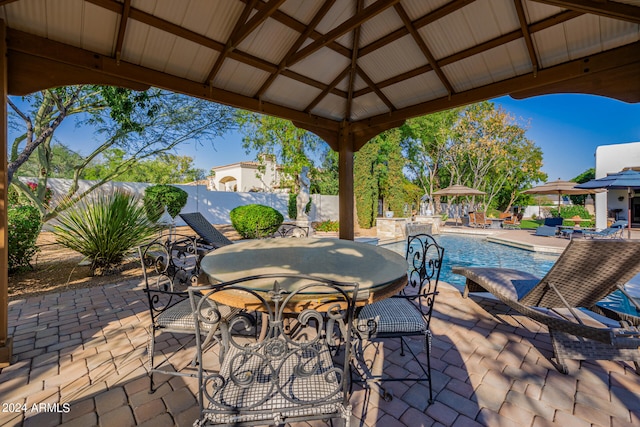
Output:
258 223 309 238
189 273 358 426
353 233 444 404
139 233 235 393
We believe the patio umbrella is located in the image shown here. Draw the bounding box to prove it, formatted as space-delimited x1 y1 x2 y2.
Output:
433 184 486 225
576 169 640 238
522 179 600 213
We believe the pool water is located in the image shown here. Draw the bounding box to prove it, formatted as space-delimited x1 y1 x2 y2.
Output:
382 234 558 290
381 234 640 317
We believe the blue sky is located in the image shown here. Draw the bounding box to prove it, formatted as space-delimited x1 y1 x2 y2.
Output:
11 93 640 182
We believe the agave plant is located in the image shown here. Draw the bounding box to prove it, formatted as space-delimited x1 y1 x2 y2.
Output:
53 190 160 275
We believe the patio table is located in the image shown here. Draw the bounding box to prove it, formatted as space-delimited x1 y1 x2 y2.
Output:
198 237 408 313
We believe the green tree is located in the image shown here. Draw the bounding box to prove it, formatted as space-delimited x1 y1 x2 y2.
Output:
83 149 204 184
447 102 545 213
310 148 339 195
400 109 460 213
15 143 85 179
354 130 409 228
8 86 234 222
236 111 322 191
570 168 596 205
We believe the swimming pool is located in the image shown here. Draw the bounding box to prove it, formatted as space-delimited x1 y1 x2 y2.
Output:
381 234 640 316
382 234 558 290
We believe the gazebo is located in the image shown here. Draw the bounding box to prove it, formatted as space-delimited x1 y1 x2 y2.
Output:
1 0 639 366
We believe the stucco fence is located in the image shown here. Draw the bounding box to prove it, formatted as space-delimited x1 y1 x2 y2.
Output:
17 178 339 229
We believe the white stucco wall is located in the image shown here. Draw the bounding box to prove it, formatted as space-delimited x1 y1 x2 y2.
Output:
22 178 339 228
593 141 640 229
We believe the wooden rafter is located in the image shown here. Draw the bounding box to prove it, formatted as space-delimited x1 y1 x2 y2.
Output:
358 0 475 58
353 10 582 98
532 0 640 24
304 66 351 114
86 0 345 102
286 0 400 67
207 0 259 83
514 0 539 77
255 0 336 99
353 41 640 130
346 0 364 120
114 0 131 64
6 29 340 134
394 2 454 97
355 65 395 112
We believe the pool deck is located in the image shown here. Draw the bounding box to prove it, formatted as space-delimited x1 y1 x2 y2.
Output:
2 228 640 426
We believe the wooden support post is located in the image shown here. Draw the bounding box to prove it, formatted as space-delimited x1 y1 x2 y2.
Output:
338 125 354 240
0 19 12 368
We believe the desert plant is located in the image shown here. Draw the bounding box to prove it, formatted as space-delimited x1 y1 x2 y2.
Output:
230 204 284 239
314 220 339 232
143 184 188 223
8 205 41 273
53 190 159 275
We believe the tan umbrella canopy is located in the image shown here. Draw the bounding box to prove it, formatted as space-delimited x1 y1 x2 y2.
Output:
522 179 601 212
433 185 486 225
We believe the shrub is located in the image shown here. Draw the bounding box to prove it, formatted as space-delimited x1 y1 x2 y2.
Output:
8 205 41 273
230 204 284 239
550 206 591 221
314 220 339 232
143 184 188 223
53 190 159 275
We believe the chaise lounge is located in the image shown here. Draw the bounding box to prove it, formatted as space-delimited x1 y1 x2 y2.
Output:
452 239 640 374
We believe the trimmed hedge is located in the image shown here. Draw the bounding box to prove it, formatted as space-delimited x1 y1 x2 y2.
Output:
8 205 41 273
143 184 188 223
230 204 284 239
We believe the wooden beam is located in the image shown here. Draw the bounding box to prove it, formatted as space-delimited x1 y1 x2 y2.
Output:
338 124 355 240
358 0 475 57
206 0 259 83
394 3 454 96
287 0 400 67
353 10 582 98
0 19 12 368
353 41 640 130
514 0 539 76
114 0 131 64
256 0 337 99
304 66 351 114
532 0 640 24
346 0 364 120
6 29 340 134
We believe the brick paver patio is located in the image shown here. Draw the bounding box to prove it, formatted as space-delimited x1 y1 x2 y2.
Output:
2 276 639 427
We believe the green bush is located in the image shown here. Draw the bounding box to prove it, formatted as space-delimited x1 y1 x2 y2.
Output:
8 205 41 273
53 190 159 275
314 220 339 232
550 206 591 223
230 204 284 239
143 184 188 223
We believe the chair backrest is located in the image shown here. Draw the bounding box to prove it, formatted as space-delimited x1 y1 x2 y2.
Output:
468 212 477 226
610 220 628 229
499 212 512 220
544 217 563 227
534 225 557 237
475 212 491 224
520 239 640 308
189 274 358 425
403 234 445 329
138 233 200 321
179 212 234 249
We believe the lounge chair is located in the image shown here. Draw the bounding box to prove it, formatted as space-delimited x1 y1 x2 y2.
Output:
474 212 492 228
179 212 234 249
534 225 558 237
582 220 627 239
452 239 640 374
501 212 520 229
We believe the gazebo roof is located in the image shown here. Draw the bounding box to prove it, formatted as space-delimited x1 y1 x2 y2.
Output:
3 0 639 148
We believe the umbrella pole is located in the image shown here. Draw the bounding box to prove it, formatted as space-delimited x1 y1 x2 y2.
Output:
628 187 632 239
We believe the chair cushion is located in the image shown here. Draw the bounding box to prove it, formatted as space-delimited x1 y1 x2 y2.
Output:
157 296 233 331
202 341 344 424
356 298 427 336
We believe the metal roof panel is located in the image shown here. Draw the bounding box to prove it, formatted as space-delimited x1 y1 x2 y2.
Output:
82 1 118 55
238 19 300 64
359 34 427 82
350 91 390 121
263 75 322 111
383 72 448 109
215 58 270 97
289 47 351 86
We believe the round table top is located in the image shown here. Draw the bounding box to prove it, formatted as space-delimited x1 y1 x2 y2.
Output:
199 237 408 309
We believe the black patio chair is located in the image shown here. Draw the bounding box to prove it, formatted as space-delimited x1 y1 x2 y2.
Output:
179 212 234 250
138 233 236 393
189 273 358 426
353 233 445 405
